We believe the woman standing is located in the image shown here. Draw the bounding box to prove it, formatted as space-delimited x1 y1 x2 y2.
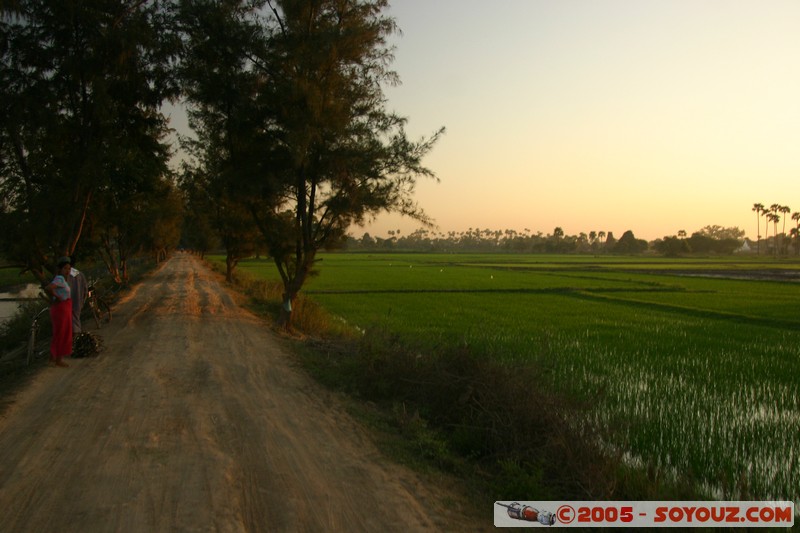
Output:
46 257 73 367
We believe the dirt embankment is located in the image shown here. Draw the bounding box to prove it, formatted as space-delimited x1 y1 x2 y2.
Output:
0 253 484 532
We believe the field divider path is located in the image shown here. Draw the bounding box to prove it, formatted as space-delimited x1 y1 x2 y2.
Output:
306 287 693 295
568 290 800 331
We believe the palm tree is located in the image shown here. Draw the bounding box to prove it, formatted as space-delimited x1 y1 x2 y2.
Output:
752 203 765 254
767 212 780 256
779 205 791 253
792 212 800 255
765 206 777 254
780 206 791 232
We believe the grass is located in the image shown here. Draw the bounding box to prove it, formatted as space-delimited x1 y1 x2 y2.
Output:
214 252 800 507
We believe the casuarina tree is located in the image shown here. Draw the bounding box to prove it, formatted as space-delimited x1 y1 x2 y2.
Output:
0 0 179 280
178 0 443 328
177 0 276 282
258 0 443 327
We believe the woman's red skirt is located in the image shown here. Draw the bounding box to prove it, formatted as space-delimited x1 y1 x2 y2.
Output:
50 298 73 358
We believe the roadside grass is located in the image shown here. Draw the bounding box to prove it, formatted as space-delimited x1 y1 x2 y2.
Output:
209 254 730 505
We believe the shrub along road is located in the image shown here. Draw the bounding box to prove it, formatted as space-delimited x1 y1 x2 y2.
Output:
0 253 478 532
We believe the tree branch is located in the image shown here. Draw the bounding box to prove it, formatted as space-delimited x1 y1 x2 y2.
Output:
265 0 286 35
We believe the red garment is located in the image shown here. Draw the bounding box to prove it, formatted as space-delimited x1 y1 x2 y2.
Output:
50 298 73 358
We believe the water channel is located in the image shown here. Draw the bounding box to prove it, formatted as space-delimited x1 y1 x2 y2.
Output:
0 284 43 323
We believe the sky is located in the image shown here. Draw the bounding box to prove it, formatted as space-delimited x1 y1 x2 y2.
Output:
163 1 800 242
354 0 800 241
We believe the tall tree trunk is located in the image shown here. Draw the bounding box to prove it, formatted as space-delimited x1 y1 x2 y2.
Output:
276 251 314 331
100 234 123 284
755 212 760 255
225 255 237 283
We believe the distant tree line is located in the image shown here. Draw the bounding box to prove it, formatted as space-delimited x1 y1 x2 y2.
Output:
345 226 749 255
653 226 746 257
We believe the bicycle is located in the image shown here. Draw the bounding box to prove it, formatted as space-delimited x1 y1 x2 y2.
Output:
26 306 50 366
86 280 112 329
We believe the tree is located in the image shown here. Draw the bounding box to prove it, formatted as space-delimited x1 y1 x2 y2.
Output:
360 232 375 247
91 172 180 283
604 232 616 249
612 230 647 254
143 179 183 263
686 226 742 255
179 171 220 258
655 235 690 257
251 0 443 327
179 112 267 281
696 225 744 241
0 1 179 280
762 207 772 253
178 0 277 281
752 203 764 254
177 0 442 326
767 212 780 256
792 212 800 255
779 205 791 254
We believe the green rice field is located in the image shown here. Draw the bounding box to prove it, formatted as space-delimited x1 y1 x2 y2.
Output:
232 253 800 504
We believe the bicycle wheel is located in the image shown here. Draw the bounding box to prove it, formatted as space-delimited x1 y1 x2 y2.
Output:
94 298 111 326
88 299 102 329
99 298 112 324
27 308 48 365
26 325 36 366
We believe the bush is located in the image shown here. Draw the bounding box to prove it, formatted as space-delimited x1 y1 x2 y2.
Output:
303 327 628 500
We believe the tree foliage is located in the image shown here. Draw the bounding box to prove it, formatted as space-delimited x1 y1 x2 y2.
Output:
178 0 443 326
0 0 179 280
612 230 648 254
685 233 740 255
653 236 690 257
696 225 745 241
260 0 443 325
177 0 274 281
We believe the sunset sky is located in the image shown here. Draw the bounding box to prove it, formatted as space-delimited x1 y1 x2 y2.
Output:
358 0 800 241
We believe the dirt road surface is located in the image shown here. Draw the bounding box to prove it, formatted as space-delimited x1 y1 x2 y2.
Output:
0 253 482 532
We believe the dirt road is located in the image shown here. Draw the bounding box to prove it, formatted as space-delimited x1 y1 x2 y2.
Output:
0 253 478 532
